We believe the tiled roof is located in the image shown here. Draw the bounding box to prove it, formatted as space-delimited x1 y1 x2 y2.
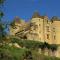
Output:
14 16 25 23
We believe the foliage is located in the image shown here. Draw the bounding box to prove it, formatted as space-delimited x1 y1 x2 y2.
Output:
24 50 33 60
0 44 29 60
49 44 58 51
11 38 58 52
0 44 59 60
0 0 7 42
0 11 4 18
0 0 5 5
11 38 41 49
31 50 60 60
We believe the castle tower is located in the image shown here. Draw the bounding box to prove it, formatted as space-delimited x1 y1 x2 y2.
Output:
27 11 45 42
27 12 53 44
51 16 60 44
43 16 53 44
9 16 26 35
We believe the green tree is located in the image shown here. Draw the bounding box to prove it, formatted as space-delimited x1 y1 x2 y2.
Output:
0 0 5 5
50 44 57 52
0 0 6 42
24 50 33 60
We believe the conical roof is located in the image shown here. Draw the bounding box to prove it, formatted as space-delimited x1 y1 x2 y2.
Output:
14 16 20 23
32 11 44 19
32 11 40 18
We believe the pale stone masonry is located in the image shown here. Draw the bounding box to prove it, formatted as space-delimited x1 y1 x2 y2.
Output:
9 12 60 57
9 12 60 44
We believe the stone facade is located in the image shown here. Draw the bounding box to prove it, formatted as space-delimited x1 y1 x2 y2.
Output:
9 12 60 44
9 12 60 58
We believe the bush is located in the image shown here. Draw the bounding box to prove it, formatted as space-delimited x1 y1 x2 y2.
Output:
0 44 29 60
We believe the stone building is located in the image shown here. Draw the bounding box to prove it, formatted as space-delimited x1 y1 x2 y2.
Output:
9 12 60 44
9 12 60 57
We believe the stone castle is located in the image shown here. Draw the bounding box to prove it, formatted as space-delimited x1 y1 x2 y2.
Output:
9 12 60 44
9 12 60 57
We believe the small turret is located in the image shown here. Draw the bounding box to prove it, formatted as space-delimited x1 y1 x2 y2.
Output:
32 11 40 18
14 16 21 23
32 11 44 19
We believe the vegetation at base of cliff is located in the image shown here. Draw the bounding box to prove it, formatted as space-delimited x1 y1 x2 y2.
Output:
0 44 60 60
0 45 27 60
10 38 58 51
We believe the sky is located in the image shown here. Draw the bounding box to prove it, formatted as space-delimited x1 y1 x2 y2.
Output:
3 0 60 22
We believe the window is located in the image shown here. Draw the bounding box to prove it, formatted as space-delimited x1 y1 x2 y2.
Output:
34 25 38 30
39 24 40 26
30 23 33 26
30 22 36 27
54 35 56 40
47 34 49 39
47 20 48 23
53 28 55 32
46 26 50 32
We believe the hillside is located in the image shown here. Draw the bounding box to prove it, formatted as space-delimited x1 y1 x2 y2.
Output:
0 44 60 60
